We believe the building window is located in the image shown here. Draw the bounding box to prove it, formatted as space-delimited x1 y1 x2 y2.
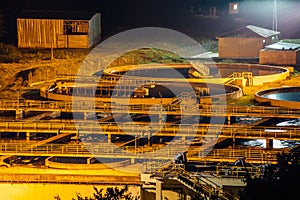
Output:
64 20 88 35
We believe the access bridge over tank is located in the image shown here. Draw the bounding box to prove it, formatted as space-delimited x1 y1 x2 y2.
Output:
1 121 300 141
0 142 282 164
2 100 300 119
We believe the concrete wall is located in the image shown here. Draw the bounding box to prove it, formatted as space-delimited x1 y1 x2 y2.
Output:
259 49 300 66
40 87 180 104
0 173 141 184
218 38 263 58
45 157 130 170
252 68 290 85
88 13 101 47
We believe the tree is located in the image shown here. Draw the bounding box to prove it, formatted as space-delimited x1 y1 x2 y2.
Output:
240 152 300 200
71 186 139 200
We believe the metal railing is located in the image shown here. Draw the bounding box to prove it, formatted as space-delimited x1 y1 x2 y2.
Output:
0 142 284 163
0 120 300 141
215 164 261 178
153 163 239 200
1 99 300 118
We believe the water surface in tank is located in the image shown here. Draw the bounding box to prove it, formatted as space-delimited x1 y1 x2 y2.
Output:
262 92 300 102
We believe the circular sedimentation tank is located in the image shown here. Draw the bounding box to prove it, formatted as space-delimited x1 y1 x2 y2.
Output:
40 80 241 103
255 86 300 109
40 62 289 103
103 63 290 86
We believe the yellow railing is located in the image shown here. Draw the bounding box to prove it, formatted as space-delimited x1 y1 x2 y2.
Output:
163 164 240 200
215 164 261 178
1 100 300 118
0 120 300 141
0 143 284 163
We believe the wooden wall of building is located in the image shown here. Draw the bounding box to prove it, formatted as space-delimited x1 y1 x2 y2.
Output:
17 17 99 49
259 49 300 66
17 18 64 48
218 38 263 58
297 49 300 65
57 35 89 48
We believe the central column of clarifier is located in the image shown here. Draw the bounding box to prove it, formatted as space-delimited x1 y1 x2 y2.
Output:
227 115 231 125
107 133 111 143
87 157 95 164
232 137 236 149
15 109 24 120
26 132 30 141
131 157 135 164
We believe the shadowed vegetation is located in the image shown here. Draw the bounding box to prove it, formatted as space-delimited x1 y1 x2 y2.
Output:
240 152 300 200
70 186 139 200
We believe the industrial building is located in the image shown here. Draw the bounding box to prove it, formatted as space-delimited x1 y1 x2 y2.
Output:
217 25 280 58
17 11 101 49
259 41 300 66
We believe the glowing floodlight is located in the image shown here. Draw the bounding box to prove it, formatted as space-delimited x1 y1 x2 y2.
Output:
233 4 238 10
229 3 239 14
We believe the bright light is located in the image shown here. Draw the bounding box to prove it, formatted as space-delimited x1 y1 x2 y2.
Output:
233 4 238 10
229 2 239 14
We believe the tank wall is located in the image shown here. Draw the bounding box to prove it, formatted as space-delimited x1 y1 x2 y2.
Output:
45 157 130 170
255 87 300 109
252 69 290 85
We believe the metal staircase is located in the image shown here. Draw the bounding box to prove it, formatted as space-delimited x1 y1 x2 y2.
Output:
224 72 253 87
152 163 240 200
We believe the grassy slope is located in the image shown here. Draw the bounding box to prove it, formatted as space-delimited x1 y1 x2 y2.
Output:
0 48 186 99
1 46 300 103
281 39 300 44
0 57 84 99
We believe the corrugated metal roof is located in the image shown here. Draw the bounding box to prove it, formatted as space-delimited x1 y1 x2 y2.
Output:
18 10 97 20
217 25 280 38
265 42 300 50
246 25 280 38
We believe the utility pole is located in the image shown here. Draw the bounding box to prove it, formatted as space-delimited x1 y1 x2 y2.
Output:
273 0 278 31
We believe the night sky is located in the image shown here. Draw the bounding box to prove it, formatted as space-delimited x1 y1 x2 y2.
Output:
1 0 300 44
